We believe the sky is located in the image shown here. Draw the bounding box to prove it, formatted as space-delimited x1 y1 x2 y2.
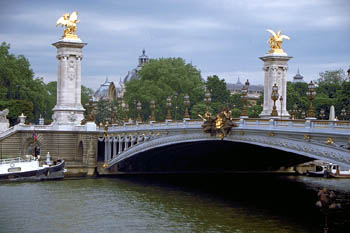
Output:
0 0 349 91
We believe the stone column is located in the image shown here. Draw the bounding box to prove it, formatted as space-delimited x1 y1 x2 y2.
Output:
52 39 87 125
259 54 292 119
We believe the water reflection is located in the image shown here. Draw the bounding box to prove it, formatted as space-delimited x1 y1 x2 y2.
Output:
0 175 349 233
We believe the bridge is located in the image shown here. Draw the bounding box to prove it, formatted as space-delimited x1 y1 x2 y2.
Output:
98 118 350 174
0 117 349 175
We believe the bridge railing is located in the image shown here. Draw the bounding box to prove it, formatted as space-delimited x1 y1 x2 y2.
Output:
238 118 350 130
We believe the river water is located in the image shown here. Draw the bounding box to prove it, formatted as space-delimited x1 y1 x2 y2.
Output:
1 174 350 233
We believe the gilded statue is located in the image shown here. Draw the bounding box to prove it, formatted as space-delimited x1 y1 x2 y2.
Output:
199 107 237 139
56 11 80 40
266 29 290 54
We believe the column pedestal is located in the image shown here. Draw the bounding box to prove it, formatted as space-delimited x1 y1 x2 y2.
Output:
52 39 87 125
259 53 292 119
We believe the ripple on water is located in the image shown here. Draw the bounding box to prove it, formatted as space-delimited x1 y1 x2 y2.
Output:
0 175 349 233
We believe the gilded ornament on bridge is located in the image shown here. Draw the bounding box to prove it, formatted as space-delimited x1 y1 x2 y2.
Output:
199 107 237 139
326 137 335 145
304 135 312 142
266 29 290 54
56 11 80 40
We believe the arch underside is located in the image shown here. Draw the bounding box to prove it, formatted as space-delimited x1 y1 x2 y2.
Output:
115 140 313 173
108 133 350 173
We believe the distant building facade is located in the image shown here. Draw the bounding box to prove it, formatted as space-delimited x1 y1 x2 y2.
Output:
227 77 264 105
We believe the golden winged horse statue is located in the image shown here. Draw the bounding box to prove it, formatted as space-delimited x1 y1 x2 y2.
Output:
56 11 80 39
266 29 290 54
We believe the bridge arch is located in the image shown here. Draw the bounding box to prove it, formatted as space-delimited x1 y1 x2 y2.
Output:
108 132 350 172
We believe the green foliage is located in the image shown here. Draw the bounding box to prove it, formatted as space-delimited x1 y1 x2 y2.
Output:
231 108 241 118
228 93 242 110
316 69 345 99
191 103 213 119
95 99 112 124
205 75 232 115
0 99 33 125
335 81 350 119
287 69 349 119
248 105 263 118
286 82 309 116
124 58 204 121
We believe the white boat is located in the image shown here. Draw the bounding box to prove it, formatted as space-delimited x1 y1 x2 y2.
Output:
0 154 65 181
306 163 350 178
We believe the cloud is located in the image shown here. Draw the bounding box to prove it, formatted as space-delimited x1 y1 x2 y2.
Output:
0 0 349 93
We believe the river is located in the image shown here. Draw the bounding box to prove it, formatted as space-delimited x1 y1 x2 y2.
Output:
1 174 350 233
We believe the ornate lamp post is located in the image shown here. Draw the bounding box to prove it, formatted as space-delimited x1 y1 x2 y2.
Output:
241 79 249 118
270 83 279 117
292 103 299 119
184 94 190 119
166 96 172 120
150 100 156 122
124 104 129 123
292 104 299 119
340 108 347 120
174 92 178 122
306 81 316 119
204 88 211 114
320 109 326 120
136 101 142 122
279 96 283 119
301 111 306 119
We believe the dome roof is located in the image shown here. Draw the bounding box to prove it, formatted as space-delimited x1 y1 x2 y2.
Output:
94 77 116 101
123 69 139 84
293 69 305 83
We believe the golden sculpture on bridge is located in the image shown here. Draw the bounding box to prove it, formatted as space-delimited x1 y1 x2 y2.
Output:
266 29 290 54
56 11 80 40
199 107 237 140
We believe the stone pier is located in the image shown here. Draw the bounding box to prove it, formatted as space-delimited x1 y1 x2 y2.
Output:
259 53 292 119
52 39 87 125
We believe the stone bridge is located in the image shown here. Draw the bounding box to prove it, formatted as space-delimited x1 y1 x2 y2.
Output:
0 118 349 175
99 118 350 173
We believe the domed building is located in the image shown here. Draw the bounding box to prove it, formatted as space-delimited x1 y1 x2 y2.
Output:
119 49 149 97
93 77 117 101
292 69 305 83
93 49 150 101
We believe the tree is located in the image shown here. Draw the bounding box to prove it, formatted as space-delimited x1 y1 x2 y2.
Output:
316 69 345 99
204 75 234 116
286 82 308 117
0 42 48 124
124 58 204 121
335 81 350 119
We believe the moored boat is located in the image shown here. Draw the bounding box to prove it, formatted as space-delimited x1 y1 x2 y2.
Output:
0 154 65 181
325 164 350 178
306 162 350 179
306 164 328 177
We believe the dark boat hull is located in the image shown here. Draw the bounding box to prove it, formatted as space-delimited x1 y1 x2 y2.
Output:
0 160 65 181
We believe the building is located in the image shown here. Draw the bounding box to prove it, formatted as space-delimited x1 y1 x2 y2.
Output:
227 77 264 105
119 49 149 97
292 69 305 83
93 77 117 101
93 49 149 101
